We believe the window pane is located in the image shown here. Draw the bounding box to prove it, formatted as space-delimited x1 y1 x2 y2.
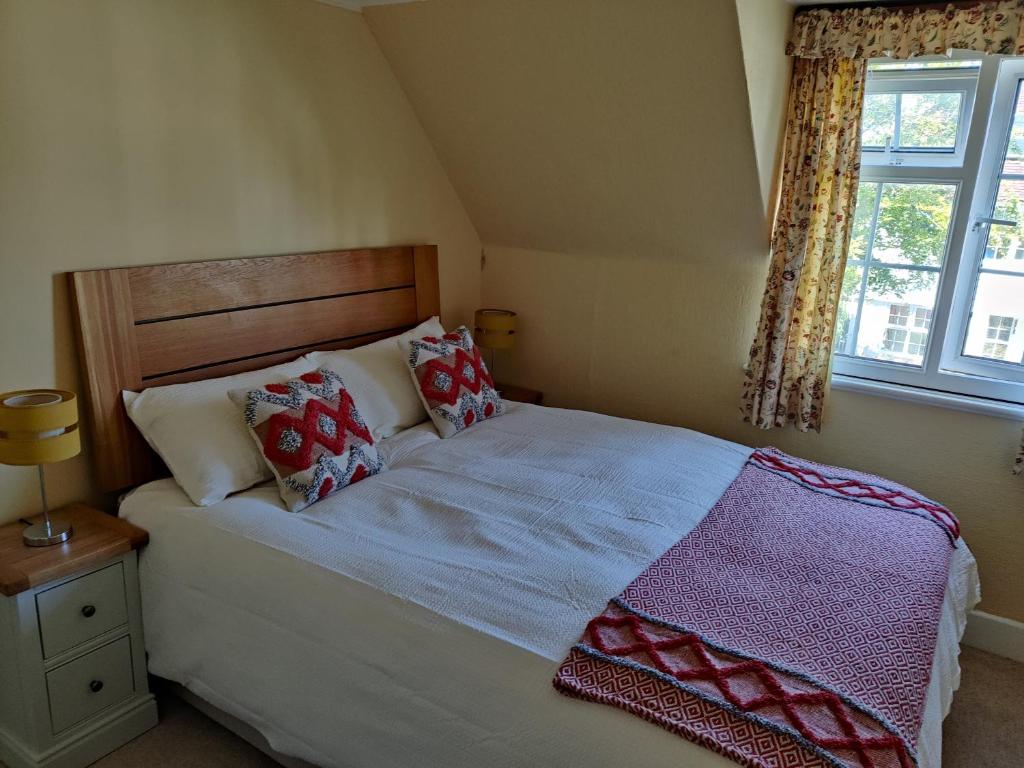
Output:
962 273 1024 365
848 184 879 261
907 331 928 356
888 304 911 326
981 180 1024 275
870 183 955 267
1003 82 1024 172
849 268 940 367
862 93 897 148
870 60 981 72
834 264 864 354
883 327 908 351
898 92 961 150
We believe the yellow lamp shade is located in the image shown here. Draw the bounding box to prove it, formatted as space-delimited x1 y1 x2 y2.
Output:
0 390 81 466
474 309 517 351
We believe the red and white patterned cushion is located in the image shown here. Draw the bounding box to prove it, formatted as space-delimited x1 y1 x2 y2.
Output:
229 368 384 512
399 325 504 438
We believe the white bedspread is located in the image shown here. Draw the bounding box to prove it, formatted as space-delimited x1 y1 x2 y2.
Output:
120 403 979 768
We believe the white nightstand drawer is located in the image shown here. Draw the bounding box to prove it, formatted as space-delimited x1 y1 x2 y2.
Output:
0 508 156 768
45 636 135 734
36 563 128 658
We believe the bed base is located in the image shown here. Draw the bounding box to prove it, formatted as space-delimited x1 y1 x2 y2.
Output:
159 679 318 768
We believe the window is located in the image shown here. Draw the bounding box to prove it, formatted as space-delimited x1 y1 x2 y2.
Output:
987 314 1017 342
978 315 1019 361
983 340 1010 358
860 60 978 167
834 182 953 367
888 304 910 326
833 56 1024 406
908 332 927 356
883 327 907 352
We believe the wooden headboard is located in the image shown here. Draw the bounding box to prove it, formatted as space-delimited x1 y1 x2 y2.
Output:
70 245 440 492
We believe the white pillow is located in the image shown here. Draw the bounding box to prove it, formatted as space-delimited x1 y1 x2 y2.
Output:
301 317 445 442
123 358 309 506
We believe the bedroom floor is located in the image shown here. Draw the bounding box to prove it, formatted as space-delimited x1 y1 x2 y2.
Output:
12 647 1018 768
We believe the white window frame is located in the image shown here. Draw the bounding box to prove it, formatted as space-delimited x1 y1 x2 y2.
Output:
940 57 1024 387
832 54 1024 411
860 66 978 168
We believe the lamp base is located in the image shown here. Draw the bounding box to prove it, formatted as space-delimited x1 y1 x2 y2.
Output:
23 517 73 547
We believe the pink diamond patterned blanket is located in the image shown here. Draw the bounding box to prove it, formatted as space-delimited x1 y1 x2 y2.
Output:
554 448 960 768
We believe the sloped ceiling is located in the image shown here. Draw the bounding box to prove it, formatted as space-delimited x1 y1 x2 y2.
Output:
364 0 769 263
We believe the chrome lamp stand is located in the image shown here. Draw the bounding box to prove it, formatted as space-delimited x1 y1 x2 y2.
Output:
23 465 73 547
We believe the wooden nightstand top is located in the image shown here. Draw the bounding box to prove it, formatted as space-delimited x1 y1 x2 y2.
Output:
0 505 148 597
496 383 543 405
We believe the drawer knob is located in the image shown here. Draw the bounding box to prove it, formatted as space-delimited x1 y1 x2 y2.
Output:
89 680 104 693
81 605 97 618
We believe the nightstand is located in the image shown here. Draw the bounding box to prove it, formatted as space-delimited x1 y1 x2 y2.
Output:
496 383 543 405
0 505 157 768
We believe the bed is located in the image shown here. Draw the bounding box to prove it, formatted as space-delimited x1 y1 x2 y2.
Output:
69 246 980 768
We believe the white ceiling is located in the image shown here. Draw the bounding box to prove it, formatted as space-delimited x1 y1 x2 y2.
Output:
323 0 868 10
323 1 867 13
322 1 870 13
314 0 423 12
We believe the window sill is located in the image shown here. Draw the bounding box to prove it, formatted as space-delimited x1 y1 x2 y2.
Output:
830 374 1024 420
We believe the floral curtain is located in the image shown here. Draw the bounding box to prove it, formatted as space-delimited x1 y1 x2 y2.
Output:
788 2 1024 60
741 56 866 431
746 1 1024 466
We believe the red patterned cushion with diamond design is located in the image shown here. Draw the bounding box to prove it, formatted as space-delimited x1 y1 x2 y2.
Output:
399 325 504 438
229 368 384 512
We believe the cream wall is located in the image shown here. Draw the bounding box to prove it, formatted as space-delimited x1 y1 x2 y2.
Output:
0 0 481 523
735 0 792 221
368 0 1024 622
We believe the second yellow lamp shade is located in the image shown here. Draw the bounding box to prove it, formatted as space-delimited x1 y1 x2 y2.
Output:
473 309 517 351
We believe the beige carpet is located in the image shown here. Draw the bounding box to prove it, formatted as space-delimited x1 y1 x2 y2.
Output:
940 647 1024 766
12 647 1020 767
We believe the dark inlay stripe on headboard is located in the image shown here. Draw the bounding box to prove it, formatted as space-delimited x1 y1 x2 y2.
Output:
133 284 416 326
134 287 418 378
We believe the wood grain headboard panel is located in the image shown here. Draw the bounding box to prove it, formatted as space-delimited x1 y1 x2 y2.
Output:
70 245 440 493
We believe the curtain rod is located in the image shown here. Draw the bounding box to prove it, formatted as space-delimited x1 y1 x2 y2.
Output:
796 1 985 12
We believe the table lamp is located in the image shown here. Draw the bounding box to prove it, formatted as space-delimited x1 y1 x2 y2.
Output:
474 308 517 381
0 389 80 546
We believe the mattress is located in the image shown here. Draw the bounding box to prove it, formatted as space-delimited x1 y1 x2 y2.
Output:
120 403 979 768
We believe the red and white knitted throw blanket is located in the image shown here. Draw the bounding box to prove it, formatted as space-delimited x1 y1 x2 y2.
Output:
554 448 960 768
